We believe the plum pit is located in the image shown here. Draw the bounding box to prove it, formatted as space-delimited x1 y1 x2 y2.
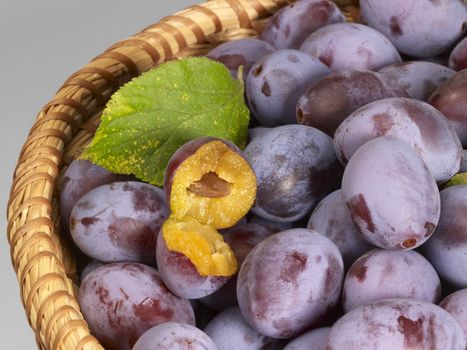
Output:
187 171 232 198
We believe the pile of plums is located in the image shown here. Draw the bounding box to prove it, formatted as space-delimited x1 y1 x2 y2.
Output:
61 0 467 349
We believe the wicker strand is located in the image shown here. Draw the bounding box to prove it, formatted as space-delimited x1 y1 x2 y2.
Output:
6 1 299 349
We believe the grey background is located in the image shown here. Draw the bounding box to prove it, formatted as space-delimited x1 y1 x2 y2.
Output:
0 1 198 348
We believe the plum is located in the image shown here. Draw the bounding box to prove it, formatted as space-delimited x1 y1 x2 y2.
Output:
328 298 466 349
207 38 275 81
70 181 169 264
59 159 131 236
248 215 295 232
80 260 103 282
379 61 455 101
200 222 279 311
237 229 344 338
246 49 330 126
300 23 401 72
360 0 467 57
260 0 345 49
342 136 440 250
156 231 230 299
429 69 467 147
422 185 467 288
440 289 467 339
461 150 467 172
334 97 463 184
132 322 216 350
244 125 342 223
449 37 467 71
204 307 272 349
78 263 195 350
283 327 330 350
308 189 374 267
343 249 441 312
297 70 408 136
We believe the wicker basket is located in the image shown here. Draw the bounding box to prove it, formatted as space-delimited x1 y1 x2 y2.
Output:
7 1 359 349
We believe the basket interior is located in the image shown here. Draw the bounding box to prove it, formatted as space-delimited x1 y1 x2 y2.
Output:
7 1 360 349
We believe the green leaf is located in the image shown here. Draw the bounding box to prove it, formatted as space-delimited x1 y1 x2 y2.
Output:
81 57 250 186
446 173 467 187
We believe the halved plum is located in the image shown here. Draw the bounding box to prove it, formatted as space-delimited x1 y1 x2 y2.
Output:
161 216 238 277
164 137 256 229
156 227 231 298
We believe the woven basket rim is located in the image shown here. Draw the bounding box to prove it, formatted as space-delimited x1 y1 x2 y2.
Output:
7 1 358 349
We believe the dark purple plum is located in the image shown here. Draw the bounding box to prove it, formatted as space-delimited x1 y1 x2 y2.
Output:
222 222 280 264
379 61 455 100
156 232 230 299
413 54 450 67
248 215 295 232
204 307 272 350
360 0 467 58
70 181 169 264
78 263 195 350
440 289 467 338
59 159 131 236
132 322 216 350
296 70 408 136
244 125 343 223
461 150 467 172
334 98 463 184
343 249 441 312
283 327 330 350
308 189 374 267
449 37 467 71
206 38 275 81
342 136 440 250
200 222 279 311
429 70 467 146
237 229 344 338
260 0 345 50
422 185 467 288
246 49 330 126
299 23 401 72
263 340 289 349
328 298 466 349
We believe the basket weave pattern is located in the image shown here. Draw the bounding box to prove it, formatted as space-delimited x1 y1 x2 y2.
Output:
7 1 358 349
